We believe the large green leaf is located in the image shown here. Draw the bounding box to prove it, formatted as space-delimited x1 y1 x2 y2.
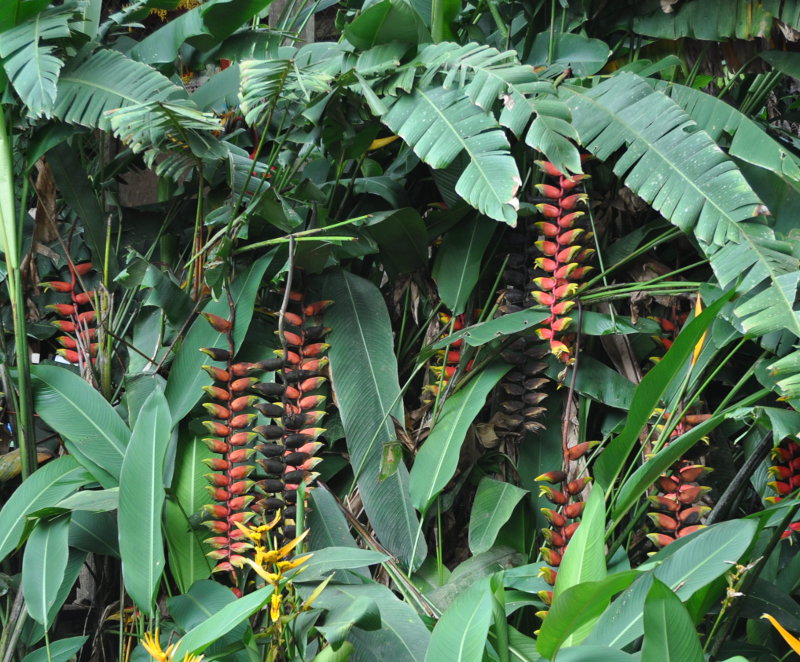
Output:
586 520 757 649
0 4 73 117
631 0 776 40
409 362 509 512
173 586 273 659
315 594 382 649
22 515 70 626
367 208 429 276
298 547 389 583
536 571 639 659
69 511 119 557
21 636 88 662
345 0 429 49
0 456 90 563
468 477 527 555
164 433 213 593
382 86 520 225
322 270 424 569
53 48 186 129
31 364 131 487
118 387 172 614
425 576 492 662
641 579 704 662
165 252 273 421
431 215 496 315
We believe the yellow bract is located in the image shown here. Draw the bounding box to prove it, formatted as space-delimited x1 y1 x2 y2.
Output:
141 629 204 662
762 613 800 654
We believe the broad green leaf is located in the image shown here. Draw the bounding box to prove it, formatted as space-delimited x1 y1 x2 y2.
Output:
433 309 550 349
528 32 610 76
45 550 87 627
345 0 429 49
309 583 430 662
312 643 356 662
426 576 492 662
119 388 172 614
641 579 704 662
367 208 428 276
468 477 527 554
54 48 186 129
31 364 131 487
410 362 510 512
57 488 118 512
762 50 800 78
383 87 520 225
297 547 389 583
0 4 73 117
164 433 213 592
22 515 70 626
537 571 639 659
525 98 582 176
587 520 757 649
556 647 635 662
431 215 496 315
168 580 249 657
165 252 273 421
593 290 733 490
316 594 382 648
21 636 88 662
633 0 775 40
173 586 273 659
322 270 423 569
69 511 119 557
308 486 361 550
0 456 90 563
554 488 606 601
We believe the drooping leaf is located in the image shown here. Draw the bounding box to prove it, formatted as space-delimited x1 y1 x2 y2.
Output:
53 48 186 129
410 362 510 512
118 387 172 614
468 477 527 554
21 636 88 662
345 0 429 49
431 215 497 315
528 32 611 76
315 594 382 649
69 511 119 557
641 579 705 662
298 547 389 583
31 364 131 487
22 515 70 626
0 456 90 563
631 0 776 40
322 270 424 569
367 208 429 276
382 86 520 225
0 4 73 117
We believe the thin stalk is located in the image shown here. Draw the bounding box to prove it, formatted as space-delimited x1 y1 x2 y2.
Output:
547 0 556 66
234 215 369 254
0 110 35 478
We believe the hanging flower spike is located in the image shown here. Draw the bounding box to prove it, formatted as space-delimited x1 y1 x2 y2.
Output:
425 312 472 399
765 437 800 539
531 161 593 363
645 411 713 549
254 280 331 541
43 261 98 370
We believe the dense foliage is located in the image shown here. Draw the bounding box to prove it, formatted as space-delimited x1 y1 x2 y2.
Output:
3 1 800 661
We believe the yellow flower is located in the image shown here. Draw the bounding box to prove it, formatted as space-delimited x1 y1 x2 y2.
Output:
762 613 800 654
233 511 282 545
270 592 282 622
141 629 204 662
142 629 176 662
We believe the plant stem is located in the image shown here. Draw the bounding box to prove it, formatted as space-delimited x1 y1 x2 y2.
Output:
0 109 35 479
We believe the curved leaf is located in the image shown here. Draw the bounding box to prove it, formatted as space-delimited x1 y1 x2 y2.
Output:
21 636 88 662
0 456 90 563
31 364 131 487
298 547 389 583
118 387 172 614
410 361 509 512
22 515 70 626
382 86 520 225
322 269 423 569
468 477 527 555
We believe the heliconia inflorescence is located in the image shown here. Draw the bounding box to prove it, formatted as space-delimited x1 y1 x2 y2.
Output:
766 437 800 540
42 261 98 368
535 441 596 591
198 306 281 577
426 312 472 399
645 411 712 549
252 289 331 541
530 159 594 363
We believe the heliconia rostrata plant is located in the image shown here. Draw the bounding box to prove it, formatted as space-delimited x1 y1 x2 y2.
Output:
197 282 331 585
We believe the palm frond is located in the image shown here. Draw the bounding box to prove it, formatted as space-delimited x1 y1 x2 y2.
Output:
382 85 520 225
562 72 800 377
0 4 75 117
53 48 186 129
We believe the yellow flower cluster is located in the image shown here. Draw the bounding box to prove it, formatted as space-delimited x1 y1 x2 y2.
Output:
141 629 203 662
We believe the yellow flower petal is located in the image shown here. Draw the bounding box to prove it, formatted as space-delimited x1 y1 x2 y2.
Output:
762 613 800 654
242 557 281 585
368 135 399 151
270 592 282 622
691 294 707 367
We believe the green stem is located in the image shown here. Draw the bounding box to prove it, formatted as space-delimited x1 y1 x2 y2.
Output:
0 110 35 479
